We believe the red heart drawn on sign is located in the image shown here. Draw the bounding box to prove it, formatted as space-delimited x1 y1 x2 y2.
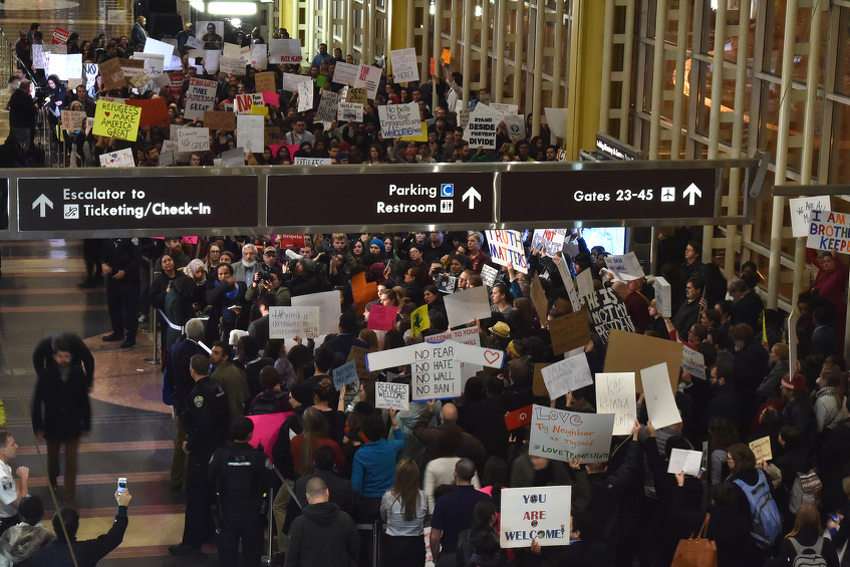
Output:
484 350 500 364
104 111 110 117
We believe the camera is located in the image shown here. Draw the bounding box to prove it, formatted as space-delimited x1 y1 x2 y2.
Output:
257 262 273 283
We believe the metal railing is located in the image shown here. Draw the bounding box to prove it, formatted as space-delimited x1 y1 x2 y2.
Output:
0 27 14 80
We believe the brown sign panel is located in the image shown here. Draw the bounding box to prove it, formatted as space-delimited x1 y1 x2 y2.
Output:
267 173 493 227
500 168 716 223
18 176 258 232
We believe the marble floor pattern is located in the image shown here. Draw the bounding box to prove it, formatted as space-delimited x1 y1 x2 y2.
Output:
0 239 226 566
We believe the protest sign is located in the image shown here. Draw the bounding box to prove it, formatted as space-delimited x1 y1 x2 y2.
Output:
52 26 71 44
576 269 594 302
263 92 280 105
390 48 419 82
377 102 423 138
443 285 491 329
143 37 175 59
789 309 799 372
85 62 99 89
504 405 533 430
504 114 526 140
186 35 205 50
293 157 331 165
354 64 382 99
585 287 635 342
441 48 452 65
236 115 264 153
177 127 210 153
278 234 305 248
749 436 773 463
654 276 672 317
93 101 141 142
400 122 428 142
367 341 504 401
332 62 360 85
124 98 169 128
247 412 290 461
367 304 398 332
435 274 457 294
548 309 591 355
555 260 581 312
168 71 184 98
530 229 566 258
595 372 637 436
315 90 341 126
107 9 126 25
544 107 567 139
806 210 850 254
133 52 166 77
667 449 703 476
119 58 144 82
251 44 268 69
204 110 237 131
337 102 363 122
541 352 593 400
500 486 571 549
220 147 245 166
268 38 302 63
530 274 550 324
347 345 372 381
411 305 430 336
98 147 135 168
681 345 706 380
425 326 483 382
351 271 378 317
467 104 498 149
297 78 314 112
255 71 276 94
375 382 410 411
61 110 87 132
162 140 177 160
33 45 48 70
790 196 830 238
223 42 242 59
332 359 359 391
186 77 216 98
529 405 615 464
491 102 519 119
185 96 215 121
603 252 645 281
220 56 246 75
641 363 681 429
532 363 552 397
47 53 82 81
484 230 528 273
235 94 253 115
291 290 341 336
604 330 682 393
159 151 174 167
282 73 311 93
480 265 499 288
346 87 368 105
269 306 320 339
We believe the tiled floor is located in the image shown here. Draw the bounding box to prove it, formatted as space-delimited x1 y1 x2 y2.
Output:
0 240 225 566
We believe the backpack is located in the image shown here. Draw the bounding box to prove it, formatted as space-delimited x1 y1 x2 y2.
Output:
733 470 782 549
789 470 823 514
788 536 827 567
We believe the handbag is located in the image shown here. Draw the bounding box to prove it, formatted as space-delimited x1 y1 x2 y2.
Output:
671 513 718 567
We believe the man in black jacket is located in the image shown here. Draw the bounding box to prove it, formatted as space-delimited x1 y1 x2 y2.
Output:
29 488 132 566
6 80 37 152
32 332 94 390
31 338 90 508
285 477 359 567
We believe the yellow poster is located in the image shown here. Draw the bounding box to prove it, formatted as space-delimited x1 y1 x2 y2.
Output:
401 122 428 142
93 100 141 142
411 304 430 336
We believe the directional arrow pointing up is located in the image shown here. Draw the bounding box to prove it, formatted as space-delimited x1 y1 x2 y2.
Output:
462 187 481 210
32 194 53 217
683 183 702 206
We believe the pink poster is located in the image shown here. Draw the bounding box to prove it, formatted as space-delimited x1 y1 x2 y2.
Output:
247 411 292 462
367 304 398 331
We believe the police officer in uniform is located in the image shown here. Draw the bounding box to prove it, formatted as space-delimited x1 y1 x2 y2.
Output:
100 238 142 348
209 417 276 567
169 354 230 556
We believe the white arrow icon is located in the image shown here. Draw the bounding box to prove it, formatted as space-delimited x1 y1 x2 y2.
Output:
32 194 53 217
683 183 702 206
462 187 481 210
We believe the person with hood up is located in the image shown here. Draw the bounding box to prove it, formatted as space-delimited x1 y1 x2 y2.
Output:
284 477 359 567
0 495 53 567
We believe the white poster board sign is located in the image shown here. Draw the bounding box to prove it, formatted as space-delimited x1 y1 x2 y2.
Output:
390 48 419 82
98 147 135 168
332 62 360 85
667 448 702 476
467 104 498 149
353 64 381 99
291 290 341 336
177 127 210 153
269 306 320 338
681 346 706 380
807 210 850 254
377 102 422 138
640 363 681 429
500 486 571 549
143 37 175 60
337 102 364 122
603 252 645 281
443 286 492 329
484 230 528 273
375 382 410 411
269 38 302 63
789 196 830 238
595 372 637 436
654 276 672 318
529 405 615 464
425 326 484 382
541 352 593 400
236 114 264 153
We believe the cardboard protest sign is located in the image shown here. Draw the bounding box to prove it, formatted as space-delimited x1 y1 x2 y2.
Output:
500 486 571 549
585 287 635 342
595 372 637 436
485 230 528 273
749 436 773 463
411 305 430 337
347 345 372 381
603 330 682 393
529 405 615 464
654 276 672 317
530 274 550 323
544 107 567 139
367 304 398 332
531 229 566 258
504 405 533 431
641 363 681 429
291 290 341 336
332 359 359 391
60 110 87 132
255 71 276 95
125 98 169 128
354 64 382 99
93 101 141 142
681 345 706 380
268 38 302 63
351 272 378 317
443 286 491 329
346 87 368 105
390 48 419 82
576 269 594 302
338 102 364 122
375 382 410 411
177 127 210 153
236 115 264 153
315 90 341 126
269 306 320 338
332 62 360 85
790 196 830 238
367 340 504 401
378 102 422 138
603 252 645 281
806 210 850 254
425 326 484 382
467 104 498 149
480 265 499 288
541 352 593 400
532 363 552 397
548 304 590 353
204 110 236 131
98 147 135 168
667 448 702 476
